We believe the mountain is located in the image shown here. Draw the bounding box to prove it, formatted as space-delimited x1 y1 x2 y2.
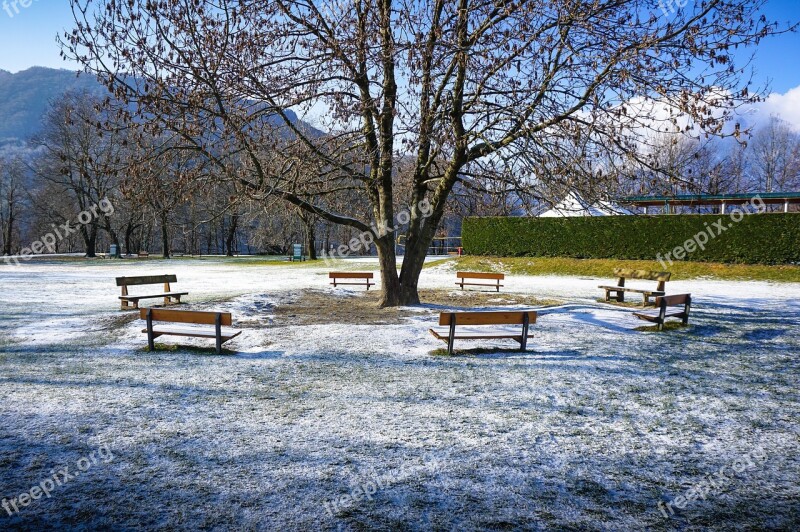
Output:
0 67 103 148
0 66 321 151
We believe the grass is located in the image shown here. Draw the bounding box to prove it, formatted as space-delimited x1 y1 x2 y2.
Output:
432 256 800 282
23 252 800 282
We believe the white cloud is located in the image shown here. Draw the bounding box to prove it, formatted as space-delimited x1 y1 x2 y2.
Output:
738 85 800 132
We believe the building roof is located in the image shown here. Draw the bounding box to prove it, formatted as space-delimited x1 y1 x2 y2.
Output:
538 192 632 217
621 192 800 207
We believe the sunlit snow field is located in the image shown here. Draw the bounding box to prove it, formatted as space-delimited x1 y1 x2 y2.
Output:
0 257 798 530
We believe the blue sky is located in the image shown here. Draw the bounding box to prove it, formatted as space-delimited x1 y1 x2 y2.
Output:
1 0 799 92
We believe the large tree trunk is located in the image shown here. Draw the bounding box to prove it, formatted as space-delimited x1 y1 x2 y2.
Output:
225 213 238 257
82 223 98 257
2 212 13 256
304 217 317 260
124 223 137 256
376 236 401 307
398 236 428 306
160 213 171 259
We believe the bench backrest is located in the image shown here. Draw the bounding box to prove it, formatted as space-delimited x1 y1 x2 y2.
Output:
456 271 505 280
438 311 537 326
613 268 671 282
329 272 374 279
116 275 177 287
139 308 232 326
655 294 691 307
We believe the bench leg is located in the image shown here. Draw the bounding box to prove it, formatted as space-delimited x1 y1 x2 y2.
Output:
447 316 456 355
215 314 223 354
617 291 624 303
146 309 155 351
520 315 529 351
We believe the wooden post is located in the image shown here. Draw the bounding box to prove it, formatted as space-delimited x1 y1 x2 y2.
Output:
657 299 667 331
146 309 155 351
617 277 625 303
683 295 692 325
121 283 129 310
520 313 530 351
215 313 223 355
447 313 456 355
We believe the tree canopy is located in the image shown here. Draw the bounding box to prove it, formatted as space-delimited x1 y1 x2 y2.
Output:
63 0 786 305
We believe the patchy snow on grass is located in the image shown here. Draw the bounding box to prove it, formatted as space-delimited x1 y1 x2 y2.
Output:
0 257 798 530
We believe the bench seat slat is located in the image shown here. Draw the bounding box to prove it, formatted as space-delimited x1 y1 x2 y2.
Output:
142 325 242 341
429 327 534 340
598 285 664 295
633 311 687 320
120 291 189 301
456 272 505 280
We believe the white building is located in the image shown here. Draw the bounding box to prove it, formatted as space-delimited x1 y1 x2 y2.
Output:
538 192 632 217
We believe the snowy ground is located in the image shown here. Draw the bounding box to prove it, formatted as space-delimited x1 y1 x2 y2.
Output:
0 257 798 530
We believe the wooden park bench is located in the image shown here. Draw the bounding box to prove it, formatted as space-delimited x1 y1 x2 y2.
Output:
633 294 692 331
429 310 537 355
455 271 505 292
138 251 149 258
599 268 671 306
140 308 241 354
329 272 375 290
117 274 188 310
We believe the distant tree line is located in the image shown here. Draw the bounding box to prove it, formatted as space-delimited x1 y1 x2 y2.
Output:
1 88 799 260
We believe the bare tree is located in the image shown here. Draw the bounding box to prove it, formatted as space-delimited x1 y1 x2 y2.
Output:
64 0 784 305
32 90 124 257
0 156 26 256
749 116 800 193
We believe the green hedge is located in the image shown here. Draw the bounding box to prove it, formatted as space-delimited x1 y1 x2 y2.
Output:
462 213 800 264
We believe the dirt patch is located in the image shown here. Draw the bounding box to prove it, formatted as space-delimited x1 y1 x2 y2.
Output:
418 288 560 309
272 289 561 326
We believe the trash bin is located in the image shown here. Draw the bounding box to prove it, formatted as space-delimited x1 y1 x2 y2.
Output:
110 244 118 257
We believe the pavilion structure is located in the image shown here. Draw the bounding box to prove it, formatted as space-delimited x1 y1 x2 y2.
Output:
620 192 800 214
